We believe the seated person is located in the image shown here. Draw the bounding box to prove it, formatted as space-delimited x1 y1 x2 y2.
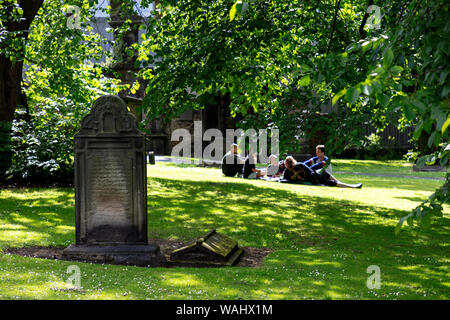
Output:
221 143 245 177
304 144 331 173
267 155 286 177
243 150 264 179
284 156 362 188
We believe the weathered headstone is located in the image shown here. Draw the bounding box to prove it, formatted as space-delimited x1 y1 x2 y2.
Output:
169 229 244 267
62 95 165 266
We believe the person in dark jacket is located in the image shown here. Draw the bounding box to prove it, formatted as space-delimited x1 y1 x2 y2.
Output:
221 143 245 177
242 149 264 179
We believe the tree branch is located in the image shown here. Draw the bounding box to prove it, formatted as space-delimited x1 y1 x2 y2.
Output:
326 0 342 54
359 0 374 38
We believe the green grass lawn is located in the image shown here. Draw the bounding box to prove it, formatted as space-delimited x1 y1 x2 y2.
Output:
0 160 449 300
332 159 447 178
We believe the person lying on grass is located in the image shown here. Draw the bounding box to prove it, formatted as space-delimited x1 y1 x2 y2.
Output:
243 150 265 179
284 156 362 188
221 143 245 177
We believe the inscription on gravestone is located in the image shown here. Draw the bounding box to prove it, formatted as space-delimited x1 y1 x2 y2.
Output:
87 150 133 243
63 95 164 266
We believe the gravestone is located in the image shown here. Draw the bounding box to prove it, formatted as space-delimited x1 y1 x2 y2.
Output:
169 229 244 267
62 95 165 267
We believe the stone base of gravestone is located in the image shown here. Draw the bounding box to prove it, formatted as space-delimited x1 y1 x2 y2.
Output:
62 244 165 267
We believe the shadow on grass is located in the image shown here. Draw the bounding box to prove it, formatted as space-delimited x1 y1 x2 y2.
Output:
147 177 449 246
144 177 449 298
394 196 431 202
0 189 75 248
330 175 443 191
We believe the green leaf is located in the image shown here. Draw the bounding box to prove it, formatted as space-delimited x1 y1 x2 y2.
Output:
362 85 373 96
346 87 359 105
229 1 240 21
394 222 401 236
395 214 409 235
371 81 382 93
441 117 450 134
421 214 431 229
441 85 450 98
413 120 423 140
301 64 312 72
345 43 358 52
432 108 447 132
390 65 403 74
361 41 371 52
300 75 310 86
433 132 441 147
229 1 246 21
383 48 394 68
407 214 414 226
439 70 449 85
403 106 416 121
416 155 429 168
423 119 433 133
370 67 385 77
427 132 436 148
332 89 346 105
440 152 449 166
412 100 426 113
376 93 389 107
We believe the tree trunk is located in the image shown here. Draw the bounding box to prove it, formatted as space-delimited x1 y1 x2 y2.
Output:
0 57 27 122
0 0 43 182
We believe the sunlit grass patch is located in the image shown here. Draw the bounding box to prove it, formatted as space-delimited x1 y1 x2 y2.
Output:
332 159 447 178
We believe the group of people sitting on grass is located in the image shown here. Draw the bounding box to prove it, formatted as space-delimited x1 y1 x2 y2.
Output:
221 143 362 188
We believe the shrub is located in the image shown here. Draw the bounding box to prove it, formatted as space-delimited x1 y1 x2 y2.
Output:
6 97 90 185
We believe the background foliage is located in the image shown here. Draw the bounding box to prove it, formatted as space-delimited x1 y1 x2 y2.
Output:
3 0 122 184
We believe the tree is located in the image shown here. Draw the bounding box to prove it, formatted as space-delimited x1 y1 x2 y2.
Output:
0 0 44 180
0 0 43 121
1 0 124 183
324 0 449 231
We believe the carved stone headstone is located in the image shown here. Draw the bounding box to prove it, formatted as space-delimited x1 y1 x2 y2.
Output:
62 95 165 266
